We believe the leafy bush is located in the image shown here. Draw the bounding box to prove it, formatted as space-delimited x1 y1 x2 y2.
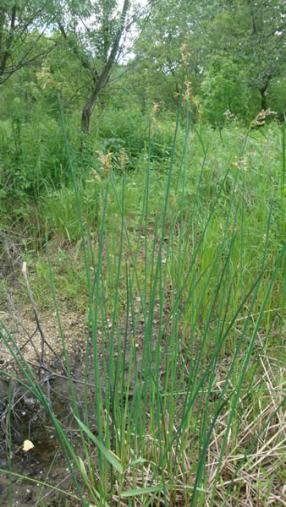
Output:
92 106 181 164
201 57 252 127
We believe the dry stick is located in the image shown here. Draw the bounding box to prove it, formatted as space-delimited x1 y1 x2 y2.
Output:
19 329 39 354
26 362 97 389
21 262 58 376
7 290 40 359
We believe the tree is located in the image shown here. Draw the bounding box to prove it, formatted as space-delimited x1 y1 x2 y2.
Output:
133 0 286 121
0 1 54 85
133 0 199 109
55 0 151 133
201 0 286 112
201 56 251 126
246 0 286 110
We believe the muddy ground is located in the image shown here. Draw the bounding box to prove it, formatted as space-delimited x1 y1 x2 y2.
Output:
0 307 89 507
0 235 90 506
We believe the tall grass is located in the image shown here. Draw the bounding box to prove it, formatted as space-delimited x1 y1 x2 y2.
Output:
1 115 286 506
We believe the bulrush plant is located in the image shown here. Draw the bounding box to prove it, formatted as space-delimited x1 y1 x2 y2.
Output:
1 111 286 506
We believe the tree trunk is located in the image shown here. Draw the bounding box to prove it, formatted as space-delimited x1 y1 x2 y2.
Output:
259 74 272 111
81 95 96 133
81 79 105 133
79 0 131 134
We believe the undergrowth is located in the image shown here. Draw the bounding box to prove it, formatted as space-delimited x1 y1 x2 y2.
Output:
1 116 286 506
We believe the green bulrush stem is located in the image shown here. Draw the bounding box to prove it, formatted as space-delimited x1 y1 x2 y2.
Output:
281 120 285 200
175 107 191 194
195 126 210 192
58 103 112 497
108 175 126 488
142 118 152 317
6 382 13 505
89 182 109 492
161 101 181 231
119 267 132 460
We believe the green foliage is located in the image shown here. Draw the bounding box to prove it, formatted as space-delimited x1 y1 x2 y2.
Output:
0 114 73 202
0 1 53 85
2 120 286 505
201 57 251 126
1 2 286 505
93 105 149 158
39 182 99 242
93 105 179 163
269 77 286 117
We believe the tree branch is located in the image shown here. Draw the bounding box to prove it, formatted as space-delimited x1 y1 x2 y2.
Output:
0 5 17 77
58 22 98 81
